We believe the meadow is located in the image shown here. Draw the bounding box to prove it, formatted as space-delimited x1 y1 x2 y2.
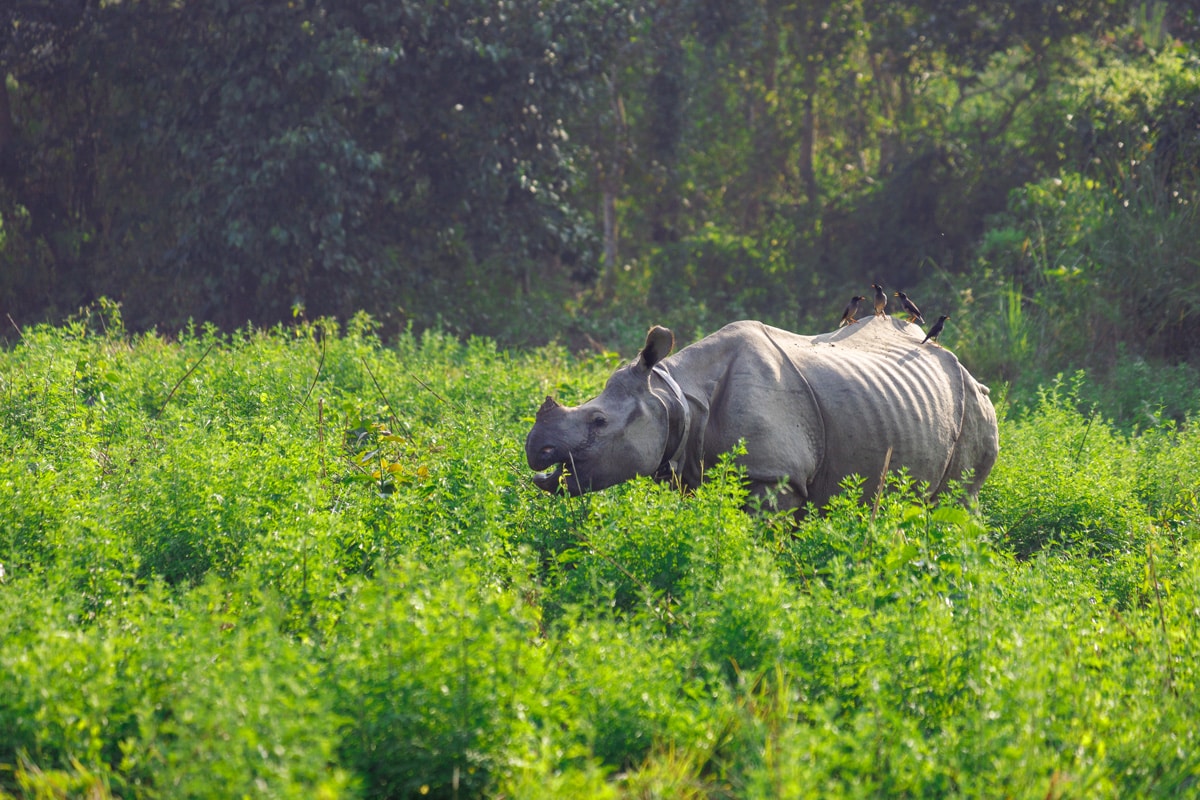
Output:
1 307 1198 799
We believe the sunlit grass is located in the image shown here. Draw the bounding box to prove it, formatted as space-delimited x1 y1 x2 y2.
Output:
1 315 1198 798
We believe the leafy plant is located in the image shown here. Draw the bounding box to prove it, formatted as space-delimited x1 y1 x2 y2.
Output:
2 319 1199 799
982 373 1152 557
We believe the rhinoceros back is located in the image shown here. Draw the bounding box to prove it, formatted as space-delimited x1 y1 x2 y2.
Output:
762 317 976 503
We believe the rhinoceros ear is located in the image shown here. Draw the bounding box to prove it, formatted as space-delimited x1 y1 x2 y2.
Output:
637 326 675 371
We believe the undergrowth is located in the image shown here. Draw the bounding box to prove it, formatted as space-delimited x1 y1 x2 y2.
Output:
1 310 1198 798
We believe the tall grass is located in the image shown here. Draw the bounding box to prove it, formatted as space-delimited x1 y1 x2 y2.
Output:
1 312 1199 798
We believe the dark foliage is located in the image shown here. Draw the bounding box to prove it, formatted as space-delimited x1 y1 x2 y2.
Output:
5 0 1198 404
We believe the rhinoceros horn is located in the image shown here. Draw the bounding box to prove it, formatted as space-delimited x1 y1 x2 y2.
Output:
536 396 563 419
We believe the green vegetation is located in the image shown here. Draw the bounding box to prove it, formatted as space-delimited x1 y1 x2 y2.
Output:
3 4 1198 795
2 312 1198 798
3 4 1198 379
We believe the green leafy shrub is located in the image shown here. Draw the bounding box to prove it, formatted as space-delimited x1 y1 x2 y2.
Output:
124 584 354 799
536 453 753 621
326 560 541 798
698 549 792 682
0 580 352 799
1081 345 1200 429
540 614 713 772
3 319 1200 799
983 374 1153 557
1124 419 1200 539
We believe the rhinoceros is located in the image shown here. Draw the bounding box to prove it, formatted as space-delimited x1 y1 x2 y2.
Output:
525 317 999 512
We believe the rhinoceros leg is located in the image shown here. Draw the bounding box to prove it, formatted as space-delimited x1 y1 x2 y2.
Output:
744 477 808 514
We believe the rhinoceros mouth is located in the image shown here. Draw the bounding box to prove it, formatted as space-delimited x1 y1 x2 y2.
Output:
529 441 572 494
532 458 590 496
532 462 566 493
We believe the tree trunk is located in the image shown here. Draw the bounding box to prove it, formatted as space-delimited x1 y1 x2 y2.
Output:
799 83 819 207
602 183 618 288
0 77 16 182
792 4 830 210
595 67 627 300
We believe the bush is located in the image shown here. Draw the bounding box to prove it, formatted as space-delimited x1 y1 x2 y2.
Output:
0 580 352 799
533 452 753 622
326 560 541 798
3 318 1200 798
982 374 1152 557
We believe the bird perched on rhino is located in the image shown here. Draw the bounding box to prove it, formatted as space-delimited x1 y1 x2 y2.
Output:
872 283 887 317
894 291 925 324
838 295 866 327
922 315 949 345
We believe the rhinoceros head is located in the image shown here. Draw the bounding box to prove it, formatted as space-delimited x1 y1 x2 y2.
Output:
526 326 677 495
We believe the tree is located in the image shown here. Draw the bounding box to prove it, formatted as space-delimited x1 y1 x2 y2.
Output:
1 0 623 334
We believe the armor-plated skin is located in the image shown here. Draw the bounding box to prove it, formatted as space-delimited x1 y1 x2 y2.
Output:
526 317 999 513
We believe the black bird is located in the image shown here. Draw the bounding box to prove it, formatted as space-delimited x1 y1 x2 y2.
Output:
839 295 866 327
922 315 949 345
894 291 925 324
872 283 887 317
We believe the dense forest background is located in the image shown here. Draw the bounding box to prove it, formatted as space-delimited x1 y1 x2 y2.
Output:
2 0 1199 407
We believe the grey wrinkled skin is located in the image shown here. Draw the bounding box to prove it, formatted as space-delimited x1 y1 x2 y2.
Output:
525 318 999 513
